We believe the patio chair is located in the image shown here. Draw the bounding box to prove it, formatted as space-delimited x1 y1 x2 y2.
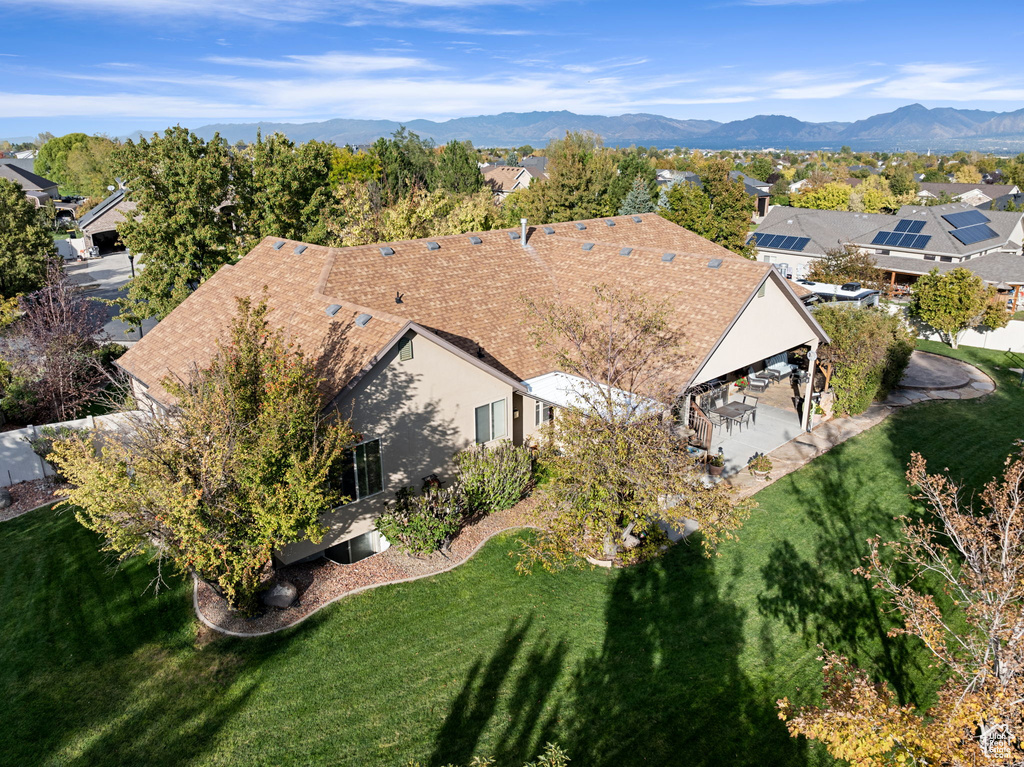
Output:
740 393 759 427
764 352 798 383
745 367 770 393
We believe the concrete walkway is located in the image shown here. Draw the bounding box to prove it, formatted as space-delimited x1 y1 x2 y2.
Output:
724 351 995 499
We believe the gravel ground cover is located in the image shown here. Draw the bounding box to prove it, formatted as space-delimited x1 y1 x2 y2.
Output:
0 478 68 523
196 497 542 635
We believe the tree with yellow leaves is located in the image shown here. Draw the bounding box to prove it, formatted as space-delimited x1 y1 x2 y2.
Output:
779 445 1024 764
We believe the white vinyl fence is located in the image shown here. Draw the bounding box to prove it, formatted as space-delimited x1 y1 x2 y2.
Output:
0 413 137 488
884 306 1024 353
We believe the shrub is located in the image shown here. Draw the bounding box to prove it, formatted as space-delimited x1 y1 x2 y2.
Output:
27 425 86 483
454 440 532 513
375 484 469 555
747 453 773 478
1 375 40 422
815 306 916 416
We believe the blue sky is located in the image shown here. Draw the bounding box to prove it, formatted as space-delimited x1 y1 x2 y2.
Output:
2 0 1023 139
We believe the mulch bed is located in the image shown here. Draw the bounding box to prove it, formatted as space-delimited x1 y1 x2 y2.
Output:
0 478 69 523
195 497 543 636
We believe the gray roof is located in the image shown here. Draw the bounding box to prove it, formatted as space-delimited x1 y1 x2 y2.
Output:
983 193 1024 212
917 182 1018 199
0 163 56 192
77 187 128 229
729 170 770 196
753 203 1024 259
873 251 1024 285
0 158 37 175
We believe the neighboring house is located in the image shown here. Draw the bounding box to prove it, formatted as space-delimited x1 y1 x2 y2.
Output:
116 213 827 564
0 164 59 207
729 171 771 217
916 182 1019 207
481 165 538 201
14 149 38 160
77 187 137 254
519 155 548 180
788 178 811 195
655 169 701 189
848 165 880 175
751 204 1024 311
984 192 1024 212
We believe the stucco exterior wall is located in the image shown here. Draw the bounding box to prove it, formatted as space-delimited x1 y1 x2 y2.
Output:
278 329 518 563
692 276 818 386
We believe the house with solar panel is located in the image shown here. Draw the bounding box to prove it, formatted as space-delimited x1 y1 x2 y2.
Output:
115 213 828 564
751 203 1024 312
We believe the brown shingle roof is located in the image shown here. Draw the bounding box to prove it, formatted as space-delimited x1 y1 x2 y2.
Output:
482 165 531 193
120 214 818 404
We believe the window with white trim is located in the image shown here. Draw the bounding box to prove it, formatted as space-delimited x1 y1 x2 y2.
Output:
475 399 507 443
335 438 383 502
535 400 553 427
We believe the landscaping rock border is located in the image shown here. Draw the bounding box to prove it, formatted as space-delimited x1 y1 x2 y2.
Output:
194 499 543 638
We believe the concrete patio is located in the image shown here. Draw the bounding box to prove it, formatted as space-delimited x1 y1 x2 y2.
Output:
711 402 806 476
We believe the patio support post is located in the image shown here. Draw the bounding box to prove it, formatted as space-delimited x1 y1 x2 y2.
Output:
801 342 818 431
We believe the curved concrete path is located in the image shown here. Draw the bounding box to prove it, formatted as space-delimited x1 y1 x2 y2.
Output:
725 351 994 499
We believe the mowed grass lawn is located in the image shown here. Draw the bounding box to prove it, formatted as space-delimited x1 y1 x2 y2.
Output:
2 341 1021 767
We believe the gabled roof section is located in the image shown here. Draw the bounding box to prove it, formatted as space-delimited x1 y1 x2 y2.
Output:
0 163 56 192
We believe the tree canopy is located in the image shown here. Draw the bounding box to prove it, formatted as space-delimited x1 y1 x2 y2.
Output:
661 158 754 257
910 267 1009 348
113 127 239 324
433 140 485 195
0 177 53 299
52 297 357 611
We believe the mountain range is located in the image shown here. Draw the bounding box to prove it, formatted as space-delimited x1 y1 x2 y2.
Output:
191 104 1024 152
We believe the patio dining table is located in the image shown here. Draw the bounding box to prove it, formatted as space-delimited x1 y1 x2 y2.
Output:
712 401 756 434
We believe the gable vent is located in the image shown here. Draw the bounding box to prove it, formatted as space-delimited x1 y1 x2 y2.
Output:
605 219 616 226
469 236 482 245
293 245 307 255
426 241 440 251
620 247 632 256
582 242 594 251
661 252 676 262
272 241 285 250
355 313 372 327
509 230 520 240
631 216 642 223
707 259 723 269
379 246 394 257
575 223 586 230
325 304 342 317
543 226 554 234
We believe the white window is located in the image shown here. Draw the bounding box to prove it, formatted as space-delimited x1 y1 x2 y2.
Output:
335 438 383 503
535 400 552 426
475 399 507 443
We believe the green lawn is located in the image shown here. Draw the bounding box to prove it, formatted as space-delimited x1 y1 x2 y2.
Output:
2 342 1021 767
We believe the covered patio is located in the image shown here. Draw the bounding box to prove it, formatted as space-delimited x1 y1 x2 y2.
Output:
709 381 808 475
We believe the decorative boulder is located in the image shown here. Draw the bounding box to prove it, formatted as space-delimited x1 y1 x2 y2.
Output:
261 581 298 609
0 488 11 510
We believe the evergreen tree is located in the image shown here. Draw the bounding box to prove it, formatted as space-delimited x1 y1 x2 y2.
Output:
112 127 238 324
618 174 657 215
0 178 53 298
433 140 484 195
371 126 435 204
608 147 657 212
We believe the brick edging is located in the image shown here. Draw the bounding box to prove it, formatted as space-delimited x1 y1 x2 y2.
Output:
194 524 543 638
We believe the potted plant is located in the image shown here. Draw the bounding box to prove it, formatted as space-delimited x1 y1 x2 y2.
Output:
747 453 772 481
734 376 748 392
707 453 725 477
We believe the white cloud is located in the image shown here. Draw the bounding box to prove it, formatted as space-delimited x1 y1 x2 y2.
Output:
871 63 1024 101
206 52 441 73
771 78 883 99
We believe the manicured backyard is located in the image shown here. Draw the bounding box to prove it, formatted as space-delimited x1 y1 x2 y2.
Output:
1 341 1020 767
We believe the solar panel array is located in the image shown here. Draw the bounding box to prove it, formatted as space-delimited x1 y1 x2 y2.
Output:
893 219 926 233
752 233 811 251
949 224 999 246
942 210 990 229
870 231 932 249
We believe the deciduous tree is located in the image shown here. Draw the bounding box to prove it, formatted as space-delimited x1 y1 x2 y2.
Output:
113 127 239 324
0 178 52 299
780 445 1024 765
806 245 884 289
517 286 747 571
52 297 356 611
911 267 1009 348
34 132 89 190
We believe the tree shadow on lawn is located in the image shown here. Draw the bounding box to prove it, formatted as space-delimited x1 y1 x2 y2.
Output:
561 543 808 767
754 427 944 709
429 616 568 767
0 508 257 767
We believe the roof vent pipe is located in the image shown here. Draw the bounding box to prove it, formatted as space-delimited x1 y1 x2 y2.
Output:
520 218 527 247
